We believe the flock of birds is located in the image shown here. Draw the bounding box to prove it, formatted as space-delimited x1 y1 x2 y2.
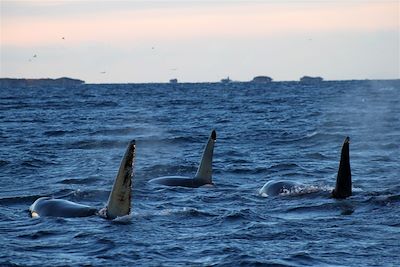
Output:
27 37 178 77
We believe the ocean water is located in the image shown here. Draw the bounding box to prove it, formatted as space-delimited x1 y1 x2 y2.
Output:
0 80 399 266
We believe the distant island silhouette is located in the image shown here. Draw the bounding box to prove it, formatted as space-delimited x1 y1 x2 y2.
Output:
299 76 323 84
251 76 273 83
1 77 398 87
0 77 84 88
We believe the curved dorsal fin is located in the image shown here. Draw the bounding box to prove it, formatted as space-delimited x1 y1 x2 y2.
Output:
194 130 216 184
105 140 135 219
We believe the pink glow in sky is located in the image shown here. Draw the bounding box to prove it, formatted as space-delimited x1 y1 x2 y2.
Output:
1 1 399 82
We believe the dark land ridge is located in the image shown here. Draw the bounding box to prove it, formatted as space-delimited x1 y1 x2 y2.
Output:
1 77 399 87
0 77 84 88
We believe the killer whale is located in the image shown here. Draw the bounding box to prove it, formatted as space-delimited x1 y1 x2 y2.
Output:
149 130 216 188
29 140 135 219
259 137 352 198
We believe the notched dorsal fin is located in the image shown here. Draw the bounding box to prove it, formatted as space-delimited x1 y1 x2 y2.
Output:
332 136 352 199
105 140 135 219
194 130 216 184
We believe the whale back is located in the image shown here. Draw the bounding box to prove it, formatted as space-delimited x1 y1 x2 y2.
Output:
332 137 352 199
194 130 216 185
149 176 198 187
103 140 135 219
29 197 97 218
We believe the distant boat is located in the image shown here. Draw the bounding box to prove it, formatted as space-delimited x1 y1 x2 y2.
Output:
221 77 232 83
169 78 178 84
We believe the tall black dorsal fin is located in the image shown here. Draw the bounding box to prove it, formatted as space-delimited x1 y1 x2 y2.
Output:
332 137 352 199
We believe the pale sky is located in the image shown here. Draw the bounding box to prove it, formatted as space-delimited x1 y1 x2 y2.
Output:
1 0 399 83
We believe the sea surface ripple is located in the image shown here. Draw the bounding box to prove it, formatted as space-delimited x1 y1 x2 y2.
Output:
0 80 399 266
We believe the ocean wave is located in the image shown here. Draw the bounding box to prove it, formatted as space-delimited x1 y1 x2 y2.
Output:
267 163 304 172
229 166 267 175
111 214 133 224
143 164 197 178
43 130 75 137
139 136 198 146
0 195 43 206
155 207 216 218
58 177 100 185
85 100 119 108
283 251 325 267
379 143 399 150
301 131 346 143
88 127 139 137
21 157 57 168
66 139 127 150
305 152 329 160
18 229 61 240
285 201 355 216
364 192 400 207
65 189 109 202
0 159 10 167
0 188 108 207
222 208 259 222
1 81 399 267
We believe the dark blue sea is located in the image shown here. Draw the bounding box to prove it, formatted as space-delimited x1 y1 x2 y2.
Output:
0 80 399 266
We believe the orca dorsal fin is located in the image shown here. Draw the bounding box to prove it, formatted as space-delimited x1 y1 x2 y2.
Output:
194 130 216 184
332 137 352 199
104 140 135 219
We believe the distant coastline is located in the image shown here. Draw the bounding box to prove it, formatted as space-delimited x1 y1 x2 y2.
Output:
1 77 399 87
0 77 84 88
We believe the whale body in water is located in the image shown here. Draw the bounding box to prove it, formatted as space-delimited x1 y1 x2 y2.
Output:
29 140 136 219
259 137 352 198
149 130 216 188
